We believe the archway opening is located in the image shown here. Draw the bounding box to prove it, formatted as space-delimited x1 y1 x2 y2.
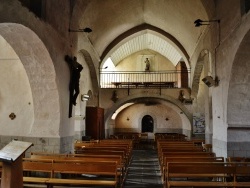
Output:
141 115 154 133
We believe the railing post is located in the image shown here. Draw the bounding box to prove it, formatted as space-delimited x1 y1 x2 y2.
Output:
159 73 162 95
127 77 130 95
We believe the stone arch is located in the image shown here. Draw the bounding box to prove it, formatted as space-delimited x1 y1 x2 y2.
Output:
79 49 99 95
227 29 250 157
0 23 60 137
191 49 214 143
100 23 190 69
228 30 250 127
191 49 210 98
104 93 192 137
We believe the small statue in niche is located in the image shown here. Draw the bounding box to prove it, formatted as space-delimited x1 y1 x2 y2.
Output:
178 90 186 103
111 90 118 103
144 58 150 71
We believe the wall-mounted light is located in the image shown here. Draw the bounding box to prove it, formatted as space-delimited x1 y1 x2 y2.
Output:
202 76 219 87
81 94 90 101
99 66 108 70
68 27 92 33
194 19 220 27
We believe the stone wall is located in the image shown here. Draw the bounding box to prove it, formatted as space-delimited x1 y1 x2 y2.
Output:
227 128 250 157
0 135 75 156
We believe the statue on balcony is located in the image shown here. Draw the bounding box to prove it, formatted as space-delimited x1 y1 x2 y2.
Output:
144 58 150 71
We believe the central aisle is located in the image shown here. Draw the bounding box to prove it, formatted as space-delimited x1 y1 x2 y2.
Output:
123 144 163 188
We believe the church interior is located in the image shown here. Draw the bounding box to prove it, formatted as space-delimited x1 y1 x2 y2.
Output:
1 0 250 187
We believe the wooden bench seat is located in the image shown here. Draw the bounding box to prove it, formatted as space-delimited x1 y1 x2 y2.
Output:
161 157 225 184
45 178 116 187
158 146 206 161
75 140 133 150
30 154 127 184
160 147 204 152
30 153 127 185
161 157 224 172
168 181 234 187
159 151 216 165
23 158 119 188
78 146 132 158
166 162 250 188
74 148 131 167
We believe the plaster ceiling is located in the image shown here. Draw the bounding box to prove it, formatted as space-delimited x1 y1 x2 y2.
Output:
78 0 213 66
110 32 183 66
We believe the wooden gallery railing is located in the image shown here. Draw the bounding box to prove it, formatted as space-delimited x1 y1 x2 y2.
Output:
100 70 190 89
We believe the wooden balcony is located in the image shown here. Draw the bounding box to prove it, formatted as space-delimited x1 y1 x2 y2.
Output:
100 70 190 89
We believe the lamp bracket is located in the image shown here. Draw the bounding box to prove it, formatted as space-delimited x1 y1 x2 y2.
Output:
68 27 92 33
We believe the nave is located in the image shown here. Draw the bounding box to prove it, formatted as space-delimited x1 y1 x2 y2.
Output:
22 141 163 188
123 144 163 188
13 136 250 188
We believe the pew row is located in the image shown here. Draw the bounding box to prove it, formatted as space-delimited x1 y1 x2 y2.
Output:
166 162 250 188
23 158 120 188
30 152 127 185
161 157 224 184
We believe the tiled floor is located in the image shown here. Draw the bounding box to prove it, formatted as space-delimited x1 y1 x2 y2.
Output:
123 143 163 188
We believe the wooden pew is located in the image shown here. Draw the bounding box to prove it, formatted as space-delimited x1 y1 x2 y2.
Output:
74 147 131 167
157 146 205 158
155 133 187 142
74 149 130 166
161 157 224 184
157 143 198 149
23 158 119 188
226 157 250 162
157 140 195 147
160 147 204 152
159 151 216 157
89 144 132 159
159 151 216 165
74 140 132 154
160 151 215 157
23 158 54 185
157 140 213 156
75 139 133 149
30 152 127 185
166 162 250 188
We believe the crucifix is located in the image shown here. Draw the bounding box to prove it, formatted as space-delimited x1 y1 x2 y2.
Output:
65 55 83 118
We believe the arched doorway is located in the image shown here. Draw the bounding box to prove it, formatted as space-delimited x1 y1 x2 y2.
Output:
141 115 154 133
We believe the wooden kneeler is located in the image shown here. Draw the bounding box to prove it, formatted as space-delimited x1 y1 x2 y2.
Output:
0 140 33 188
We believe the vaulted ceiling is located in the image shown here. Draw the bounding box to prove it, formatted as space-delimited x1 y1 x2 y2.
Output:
75 0 214 68
107 30 184 67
